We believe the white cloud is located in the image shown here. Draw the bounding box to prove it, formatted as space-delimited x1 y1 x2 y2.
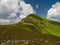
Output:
0 0 35 25
0 18 10 25
19 1 35 18
47 2 60 22
36 4 39 8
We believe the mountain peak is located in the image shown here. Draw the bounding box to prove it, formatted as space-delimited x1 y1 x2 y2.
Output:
20 14 60 37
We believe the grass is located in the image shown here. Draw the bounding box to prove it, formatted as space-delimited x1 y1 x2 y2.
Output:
21 14 60 37
0 14 60 45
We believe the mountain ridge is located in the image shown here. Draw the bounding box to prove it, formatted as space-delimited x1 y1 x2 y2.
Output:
20 14 60 37
0 14 60 41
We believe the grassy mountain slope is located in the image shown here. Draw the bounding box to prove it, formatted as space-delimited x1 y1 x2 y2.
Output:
0 14 60 45
21 14 60 37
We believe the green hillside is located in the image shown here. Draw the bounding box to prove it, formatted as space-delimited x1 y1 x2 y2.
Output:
21 14 60 37
0 14 60 45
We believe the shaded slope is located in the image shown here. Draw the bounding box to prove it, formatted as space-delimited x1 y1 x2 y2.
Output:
0 21 60 40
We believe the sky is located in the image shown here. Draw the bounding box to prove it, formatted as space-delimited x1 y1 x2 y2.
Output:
0 0 60 25
25 0 60 17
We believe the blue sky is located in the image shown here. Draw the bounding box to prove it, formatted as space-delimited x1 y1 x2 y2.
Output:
24 0 60 17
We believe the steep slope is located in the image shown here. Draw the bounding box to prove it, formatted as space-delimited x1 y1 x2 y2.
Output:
21 14 60 37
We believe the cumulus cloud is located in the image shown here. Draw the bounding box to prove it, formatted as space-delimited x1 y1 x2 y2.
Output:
19 1 35 18
0 0 35 25
47 2 60 22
